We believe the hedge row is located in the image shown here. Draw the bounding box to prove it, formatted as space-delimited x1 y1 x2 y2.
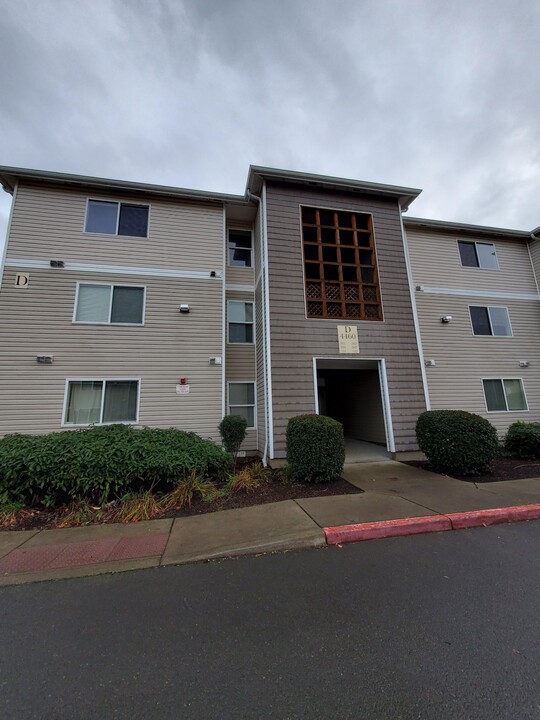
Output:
286 414 345 483
505 422 540 459
0 425 231 506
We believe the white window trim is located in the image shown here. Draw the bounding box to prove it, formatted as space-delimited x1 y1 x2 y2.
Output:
456 239 499 270
227 300 255 344
62 378 141 427
227 380 257 430
72 282 146 326
83 198 151 239
481 377 529 413
468 304 513 337
227 227 253 268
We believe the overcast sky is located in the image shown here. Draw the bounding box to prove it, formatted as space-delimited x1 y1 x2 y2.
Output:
1 0 539 254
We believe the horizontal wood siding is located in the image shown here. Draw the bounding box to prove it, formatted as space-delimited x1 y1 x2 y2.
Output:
406 227 538 294
0 267 224 439
9 182 224 272
416 292 540 434
265 182 427 456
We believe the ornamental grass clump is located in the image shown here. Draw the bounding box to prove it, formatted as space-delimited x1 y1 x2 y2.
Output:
416 410 499 476
286 414 345 483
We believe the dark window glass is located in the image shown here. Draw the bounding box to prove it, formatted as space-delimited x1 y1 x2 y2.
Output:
470 306 491 335
323 264 339 280
118 204 149 237
340 248 356 264
302 207 316 224
228 230 252 267
305 263 320 279
111 286 145 324
361 268 374 283
320 227 336 244
229 324 253 343
355 214 369 230
303 244 319 261
322 245 337 262
458 241 479 267
319 210 334 226
85 201 118 234
359 250 372 265
339 230 354 246
337 212 353 228
342 266 357 281
356 233 371 247
303 226 317 242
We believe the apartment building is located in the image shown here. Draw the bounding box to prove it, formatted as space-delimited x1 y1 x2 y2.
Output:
0 165 538 461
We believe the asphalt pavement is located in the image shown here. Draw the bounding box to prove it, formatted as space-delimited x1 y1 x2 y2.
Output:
2 521 540 719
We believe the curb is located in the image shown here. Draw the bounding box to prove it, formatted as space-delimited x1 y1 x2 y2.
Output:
324 503 540 545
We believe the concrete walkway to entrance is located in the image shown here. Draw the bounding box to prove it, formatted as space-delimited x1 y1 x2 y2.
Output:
2 461 540 586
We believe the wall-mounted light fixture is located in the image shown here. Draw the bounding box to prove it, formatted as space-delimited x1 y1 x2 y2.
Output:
441 315 453 323
179 304 190 313
519 360 530 368
50 260 64 268
36 355 54 364
425 359 436 367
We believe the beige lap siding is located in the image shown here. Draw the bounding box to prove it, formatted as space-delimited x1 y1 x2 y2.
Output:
9 182 224 271
0 268 223 439
415 293 540 435
264 182 427 457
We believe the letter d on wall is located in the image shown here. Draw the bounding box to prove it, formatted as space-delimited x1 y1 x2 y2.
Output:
14 272 29 288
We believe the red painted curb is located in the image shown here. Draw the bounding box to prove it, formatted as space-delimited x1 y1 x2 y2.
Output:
324 515 451 545
447 503 540 530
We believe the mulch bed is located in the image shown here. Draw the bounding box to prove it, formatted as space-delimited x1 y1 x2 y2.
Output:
404 457 540 483
0 472 361 532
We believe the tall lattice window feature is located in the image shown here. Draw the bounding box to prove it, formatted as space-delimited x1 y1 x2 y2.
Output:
301 207 382 320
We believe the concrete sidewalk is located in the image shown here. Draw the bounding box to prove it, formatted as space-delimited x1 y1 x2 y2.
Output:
2 461 540 586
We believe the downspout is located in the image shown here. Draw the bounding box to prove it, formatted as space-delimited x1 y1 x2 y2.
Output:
247 189 270 466
399 209 431 411
0 181 18 290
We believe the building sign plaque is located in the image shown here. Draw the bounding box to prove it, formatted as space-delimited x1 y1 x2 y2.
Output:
14 273 29 288
337 325 359 354
176 384 190 395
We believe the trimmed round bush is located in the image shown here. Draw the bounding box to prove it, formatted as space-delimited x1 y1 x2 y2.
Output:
218 415 247 455
0 425 232 506
416 410 499 476
286 414 345 483
505 422 540 459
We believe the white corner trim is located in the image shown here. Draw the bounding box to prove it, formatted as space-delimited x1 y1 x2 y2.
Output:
400 216 431 411
418 285 539 301
4 258 223 281
261 182 275 459
0 182 18 290
379 358 396 453
221 207 227 419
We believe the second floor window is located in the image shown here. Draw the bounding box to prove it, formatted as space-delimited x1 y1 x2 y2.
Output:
470 306 512 336
458 241 498 269
74 284 145 324
228 229 252 267
301 206 382 320
228 301 254 343
85 200 149 238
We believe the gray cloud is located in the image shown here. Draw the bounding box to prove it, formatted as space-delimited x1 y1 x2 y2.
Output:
1 0 539 254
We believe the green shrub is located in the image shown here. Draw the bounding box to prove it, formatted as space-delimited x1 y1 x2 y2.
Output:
286 414 345 483
505 422 540 459
416 410 499 476
0 425 231 506
218 415 247 454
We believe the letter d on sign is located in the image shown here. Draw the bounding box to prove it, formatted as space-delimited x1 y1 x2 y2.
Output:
14 273 29 288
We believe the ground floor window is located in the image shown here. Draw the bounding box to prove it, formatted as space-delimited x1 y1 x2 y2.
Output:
228 382 255 428
64 380 139 425
482 378 528 412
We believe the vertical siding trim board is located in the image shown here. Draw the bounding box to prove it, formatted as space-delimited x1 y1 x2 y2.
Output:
401 218 431 410
0 181 18 290
222 206 227 419
262 182 275 459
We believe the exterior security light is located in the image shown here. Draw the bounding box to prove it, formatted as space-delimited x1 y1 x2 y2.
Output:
441 315 452 323
179 304 190 313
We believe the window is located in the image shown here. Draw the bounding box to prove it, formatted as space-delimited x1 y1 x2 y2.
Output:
483 379 528 412
228 229 252 267
75 284 145 324
301 207 382 320
228 382 255 428
64 380 139 425
470 306 512 336
458 241 498 269
228 301 254 343
85 200 149 237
